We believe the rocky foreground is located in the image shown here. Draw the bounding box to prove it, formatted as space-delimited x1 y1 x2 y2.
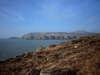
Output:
0 34 100 75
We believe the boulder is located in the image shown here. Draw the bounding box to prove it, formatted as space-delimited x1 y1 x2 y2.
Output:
36 46 45 51
40 70 52 75
74 45 78 48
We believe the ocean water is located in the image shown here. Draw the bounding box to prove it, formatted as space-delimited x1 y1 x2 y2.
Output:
0 39 71 60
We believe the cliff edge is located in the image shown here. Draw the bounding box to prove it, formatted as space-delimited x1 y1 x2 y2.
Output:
0 34 100 75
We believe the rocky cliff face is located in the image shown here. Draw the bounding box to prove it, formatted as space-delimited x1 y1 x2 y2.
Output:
22 31 98 40
0 34 100 75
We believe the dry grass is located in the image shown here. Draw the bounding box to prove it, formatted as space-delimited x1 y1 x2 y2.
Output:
0 34 100 75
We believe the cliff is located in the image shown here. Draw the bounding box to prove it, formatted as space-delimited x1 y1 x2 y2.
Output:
22 30 97 40
0 34 100 75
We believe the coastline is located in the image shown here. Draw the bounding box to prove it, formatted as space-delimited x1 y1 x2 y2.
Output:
0 34 100 75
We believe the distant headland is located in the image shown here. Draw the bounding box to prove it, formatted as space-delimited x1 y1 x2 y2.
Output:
9 37 21 39
9 30 99 40
22 30 98 40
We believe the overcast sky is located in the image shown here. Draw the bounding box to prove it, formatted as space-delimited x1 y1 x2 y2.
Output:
0 0 100 38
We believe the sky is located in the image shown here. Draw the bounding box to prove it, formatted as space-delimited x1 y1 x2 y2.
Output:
0 0 100 38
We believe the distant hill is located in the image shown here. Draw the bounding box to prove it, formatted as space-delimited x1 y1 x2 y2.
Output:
9 37 21 39
74 30 87 34
22 30 98 40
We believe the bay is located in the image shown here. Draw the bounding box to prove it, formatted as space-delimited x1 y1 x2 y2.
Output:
0 39 71 60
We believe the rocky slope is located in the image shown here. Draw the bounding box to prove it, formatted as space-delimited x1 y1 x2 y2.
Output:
0 34 100 75
22 30 97 40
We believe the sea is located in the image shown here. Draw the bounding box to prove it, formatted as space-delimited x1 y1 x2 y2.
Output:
0 39 71 60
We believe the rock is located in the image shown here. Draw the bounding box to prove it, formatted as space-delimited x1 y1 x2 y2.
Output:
42 35 49 40
74 45 78 48
49 36 55 40
52 68 76 75
71 40 77 44
40 68 76 75
49 45 57 48
57 36 64 39
46 57 49 61
35 56 42 60
40 70 52 75
29 36 34 39
19 69 40 75
36 46 45 51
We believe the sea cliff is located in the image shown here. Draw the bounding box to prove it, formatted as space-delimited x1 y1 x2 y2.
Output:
0 34 100 75
22 30 97 40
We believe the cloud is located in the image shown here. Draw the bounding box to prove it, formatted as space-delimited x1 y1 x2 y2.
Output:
13 13 25 21
34 1 62 20
34 0 82 21
0 7 25 22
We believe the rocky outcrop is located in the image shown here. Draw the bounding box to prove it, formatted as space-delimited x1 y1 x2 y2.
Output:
40 70 52 75
22 31 98 40
36 46 45 51
40 68 76 75
0 34 100 75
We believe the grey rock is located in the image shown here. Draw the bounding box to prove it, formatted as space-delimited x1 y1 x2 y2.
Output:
36 46 45 51
40 70 52 75
74 45 78 48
